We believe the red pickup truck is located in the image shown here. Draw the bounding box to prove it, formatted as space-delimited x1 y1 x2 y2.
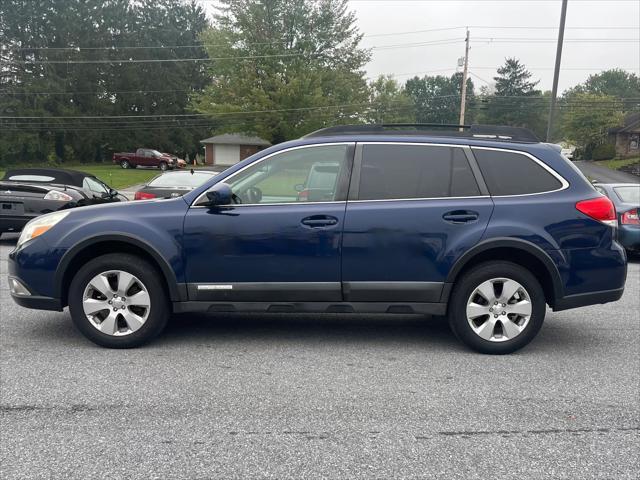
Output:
112 149 185 171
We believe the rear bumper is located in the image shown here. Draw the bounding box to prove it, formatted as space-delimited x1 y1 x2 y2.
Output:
553 287 624 312
0 215 35 232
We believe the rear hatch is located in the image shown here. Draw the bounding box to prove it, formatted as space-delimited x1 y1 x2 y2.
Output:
0 181 68 216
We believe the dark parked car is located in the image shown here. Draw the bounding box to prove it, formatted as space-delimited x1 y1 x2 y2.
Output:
8 125 627 353
594 183 640 253
134 170 217 200
0 168 126 236
112 148 183 171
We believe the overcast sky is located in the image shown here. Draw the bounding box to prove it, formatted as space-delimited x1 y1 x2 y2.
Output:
202 0 640 94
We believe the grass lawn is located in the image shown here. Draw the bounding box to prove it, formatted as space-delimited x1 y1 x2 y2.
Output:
595 157 640 171
0 164 158 190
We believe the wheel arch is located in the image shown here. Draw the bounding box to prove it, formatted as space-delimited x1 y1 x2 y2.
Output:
55 234 184 307
445 238 564 308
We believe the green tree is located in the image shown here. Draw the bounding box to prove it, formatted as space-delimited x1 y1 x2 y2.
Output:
404 72 474 124
478 58 548 138
561 93 624 159
0 0 210 167
191 0 371 143
367 75 414 123
563 69 640 112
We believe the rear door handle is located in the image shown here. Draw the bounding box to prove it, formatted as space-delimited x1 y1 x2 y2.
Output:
301 215 339 228
442 210 479 224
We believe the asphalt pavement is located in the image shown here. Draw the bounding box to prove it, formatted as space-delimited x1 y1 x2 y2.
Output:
574 161 639 184
1 233 638 479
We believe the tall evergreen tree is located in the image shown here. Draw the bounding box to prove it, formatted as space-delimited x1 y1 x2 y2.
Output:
478 58 547 138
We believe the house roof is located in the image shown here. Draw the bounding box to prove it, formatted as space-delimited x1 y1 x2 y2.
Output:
611 112 640 134
200 133 271 146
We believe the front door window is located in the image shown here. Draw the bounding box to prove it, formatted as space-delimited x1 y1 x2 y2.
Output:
224 144 350 204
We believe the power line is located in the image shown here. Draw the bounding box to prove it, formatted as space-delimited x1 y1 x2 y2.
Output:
5 25 637 52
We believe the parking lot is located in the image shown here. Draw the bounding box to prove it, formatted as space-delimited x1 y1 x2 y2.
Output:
0 233 638 479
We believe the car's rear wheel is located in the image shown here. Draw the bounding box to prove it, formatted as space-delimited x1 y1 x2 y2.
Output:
68 253 169 348
448 261 546 354
120 159 130 169
159 161 168 171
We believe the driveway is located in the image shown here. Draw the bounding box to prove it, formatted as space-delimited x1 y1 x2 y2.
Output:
574 161 639 183
0 233 638 479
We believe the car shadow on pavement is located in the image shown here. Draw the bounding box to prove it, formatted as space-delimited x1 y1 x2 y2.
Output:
160 313 458 349
20 309 588 354
153 311 575 353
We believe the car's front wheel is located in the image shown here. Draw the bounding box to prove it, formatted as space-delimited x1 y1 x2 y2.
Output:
159 161 168 171
448 261 546 354
68 253 169 348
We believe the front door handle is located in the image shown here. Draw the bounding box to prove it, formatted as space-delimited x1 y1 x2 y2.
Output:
301 215 339 228
442 210 479 224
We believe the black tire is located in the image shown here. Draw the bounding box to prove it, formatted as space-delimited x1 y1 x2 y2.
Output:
120 159 130 169
159 161 168 171
68 253 169 348
448 261 546 354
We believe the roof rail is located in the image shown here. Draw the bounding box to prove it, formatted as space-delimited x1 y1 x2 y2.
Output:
304 123 540 143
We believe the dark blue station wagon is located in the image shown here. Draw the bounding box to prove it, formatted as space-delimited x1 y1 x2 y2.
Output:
8 125 627 353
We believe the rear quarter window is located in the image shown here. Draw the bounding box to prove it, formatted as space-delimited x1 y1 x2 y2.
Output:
472 148 563 196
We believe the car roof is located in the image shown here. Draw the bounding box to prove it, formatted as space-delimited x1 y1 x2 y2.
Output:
595 183 639 187
2 168 93 187
305 124 541 143
265 134 553 155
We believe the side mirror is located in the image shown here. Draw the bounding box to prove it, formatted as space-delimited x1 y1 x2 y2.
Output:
205 183 233 206
294 183 304 193
101 189 118 199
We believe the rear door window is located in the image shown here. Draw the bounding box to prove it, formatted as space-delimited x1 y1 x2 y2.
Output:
472 148 563 196
357 144 481 200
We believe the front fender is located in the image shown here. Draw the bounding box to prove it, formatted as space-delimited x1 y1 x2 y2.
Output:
48 199 188 300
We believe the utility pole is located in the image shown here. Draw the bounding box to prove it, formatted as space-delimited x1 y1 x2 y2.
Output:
459 28 470 129
546 0 568 142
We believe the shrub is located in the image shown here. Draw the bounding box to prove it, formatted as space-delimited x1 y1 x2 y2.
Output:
591 143 616 161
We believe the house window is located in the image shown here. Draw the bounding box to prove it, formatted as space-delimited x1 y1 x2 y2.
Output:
630 134 639 150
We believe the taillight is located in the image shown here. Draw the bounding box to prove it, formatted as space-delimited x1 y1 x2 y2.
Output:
134 191 156 200
43 190 73 201
575 196 617 227
621 208 640 225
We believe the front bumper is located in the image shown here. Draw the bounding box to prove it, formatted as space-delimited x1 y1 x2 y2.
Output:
8 239 65 311
8 276 62 311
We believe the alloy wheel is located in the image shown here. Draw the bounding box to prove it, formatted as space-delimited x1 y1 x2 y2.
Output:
465 277 532 342
82 270 151 336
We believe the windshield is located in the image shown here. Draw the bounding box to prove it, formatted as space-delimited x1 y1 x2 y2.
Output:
614 186 640 204
148 172 213 188
151 150 163 157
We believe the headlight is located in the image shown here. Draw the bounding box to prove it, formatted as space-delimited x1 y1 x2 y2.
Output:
17 211 70 248
44 190 73 201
